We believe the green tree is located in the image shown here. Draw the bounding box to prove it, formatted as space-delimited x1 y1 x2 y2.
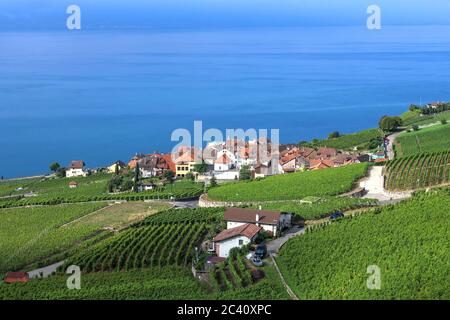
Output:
56 167 66 178
441 119 447 125
49 162 60 173
412 125 419 131
379 116 402 132
185 172 195 181
239 165 252 181
209 175 217 187
163 170 175 182
193 161 208 174
133 162 140 192
120 179 134 192
328 131 340 139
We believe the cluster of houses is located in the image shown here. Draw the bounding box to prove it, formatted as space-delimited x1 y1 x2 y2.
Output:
279 145 387 172
62 137 387 188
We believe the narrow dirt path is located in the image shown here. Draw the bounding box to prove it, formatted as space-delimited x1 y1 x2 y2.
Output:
270 254 299 300
359 166 412 202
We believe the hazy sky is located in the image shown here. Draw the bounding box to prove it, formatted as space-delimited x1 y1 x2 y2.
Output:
0 0 449 30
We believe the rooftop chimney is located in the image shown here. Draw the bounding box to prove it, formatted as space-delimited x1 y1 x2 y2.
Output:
256 213 260 222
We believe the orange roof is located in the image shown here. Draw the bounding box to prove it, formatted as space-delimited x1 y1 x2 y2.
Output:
213 223 262 242
216 154 232 164
4 272 29 284
161 154 176 172
374 158 388 163
309 159 335 170
128 159 138 169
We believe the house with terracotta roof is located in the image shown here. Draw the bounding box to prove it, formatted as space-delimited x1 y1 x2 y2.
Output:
213 223 262 258
173 147 202 178
224 207 292 237
309 159 336 170
66 160 86 178
280 153 310 173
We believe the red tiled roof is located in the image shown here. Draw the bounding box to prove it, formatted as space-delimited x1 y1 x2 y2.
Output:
70 160 85 169
213 223 262 242
69 181 78 186
309 159 335 170
161 154 176 173
216 154 232 164
4 272 29 284
317 147 337 157
224 208 282 225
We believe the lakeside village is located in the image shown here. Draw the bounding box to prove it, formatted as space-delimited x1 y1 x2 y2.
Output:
57 136 387 192
1 101 449 286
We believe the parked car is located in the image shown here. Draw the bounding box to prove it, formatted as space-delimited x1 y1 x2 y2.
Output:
251 256 264 267
330 211 344 220
255 244 267 258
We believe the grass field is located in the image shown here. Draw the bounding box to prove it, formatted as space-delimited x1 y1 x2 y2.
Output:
0 173 111 198
0 178 203 208
0 203 107 275
385 151 450 190
66 202 172 230
0 201 171 275
277 189 450 299
315 128 384 150
395 123 450 157
208 163 369 202
401 110 450 127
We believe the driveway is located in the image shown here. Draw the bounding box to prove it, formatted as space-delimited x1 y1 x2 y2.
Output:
171 200 199 209
359 166 411 202
27 261 65 279
385 131 402 160
267 226 305 255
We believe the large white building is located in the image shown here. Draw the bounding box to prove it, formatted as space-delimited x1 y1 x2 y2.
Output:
66 160 86 178
224 207 292 237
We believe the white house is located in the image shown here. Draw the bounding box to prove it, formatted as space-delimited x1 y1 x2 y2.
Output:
224 207 292 237
214 151 235 171
213 223 262 258
213 170 239 181
66 160 86 178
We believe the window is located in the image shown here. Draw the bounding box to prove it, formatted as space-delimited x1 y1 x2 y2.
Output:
238 239 244 245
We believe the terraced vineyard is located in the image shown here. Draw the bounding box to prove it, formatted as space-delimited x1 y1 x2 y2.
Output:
277 189 450 299
315 128 384 150
210 254 254 291
247 197 377 220
395 123 450 157
67 221 210 272
0 203 107 275
135 207 224 225
0 267 209 300
385 150 450 190
0 176 204 209
0 264 289 300
208 163 369 202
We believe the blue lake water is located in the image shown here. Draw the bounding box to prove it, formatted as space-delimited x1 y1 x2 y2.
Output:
1 26 450 178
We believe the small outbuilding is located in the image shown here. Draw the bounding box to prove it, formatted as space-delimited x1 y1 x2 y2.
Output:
69 181 78 189
3 272 29 284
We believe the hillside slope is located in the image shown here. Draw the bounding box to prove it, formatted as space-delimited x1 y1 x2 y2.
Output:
277 189 450 299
